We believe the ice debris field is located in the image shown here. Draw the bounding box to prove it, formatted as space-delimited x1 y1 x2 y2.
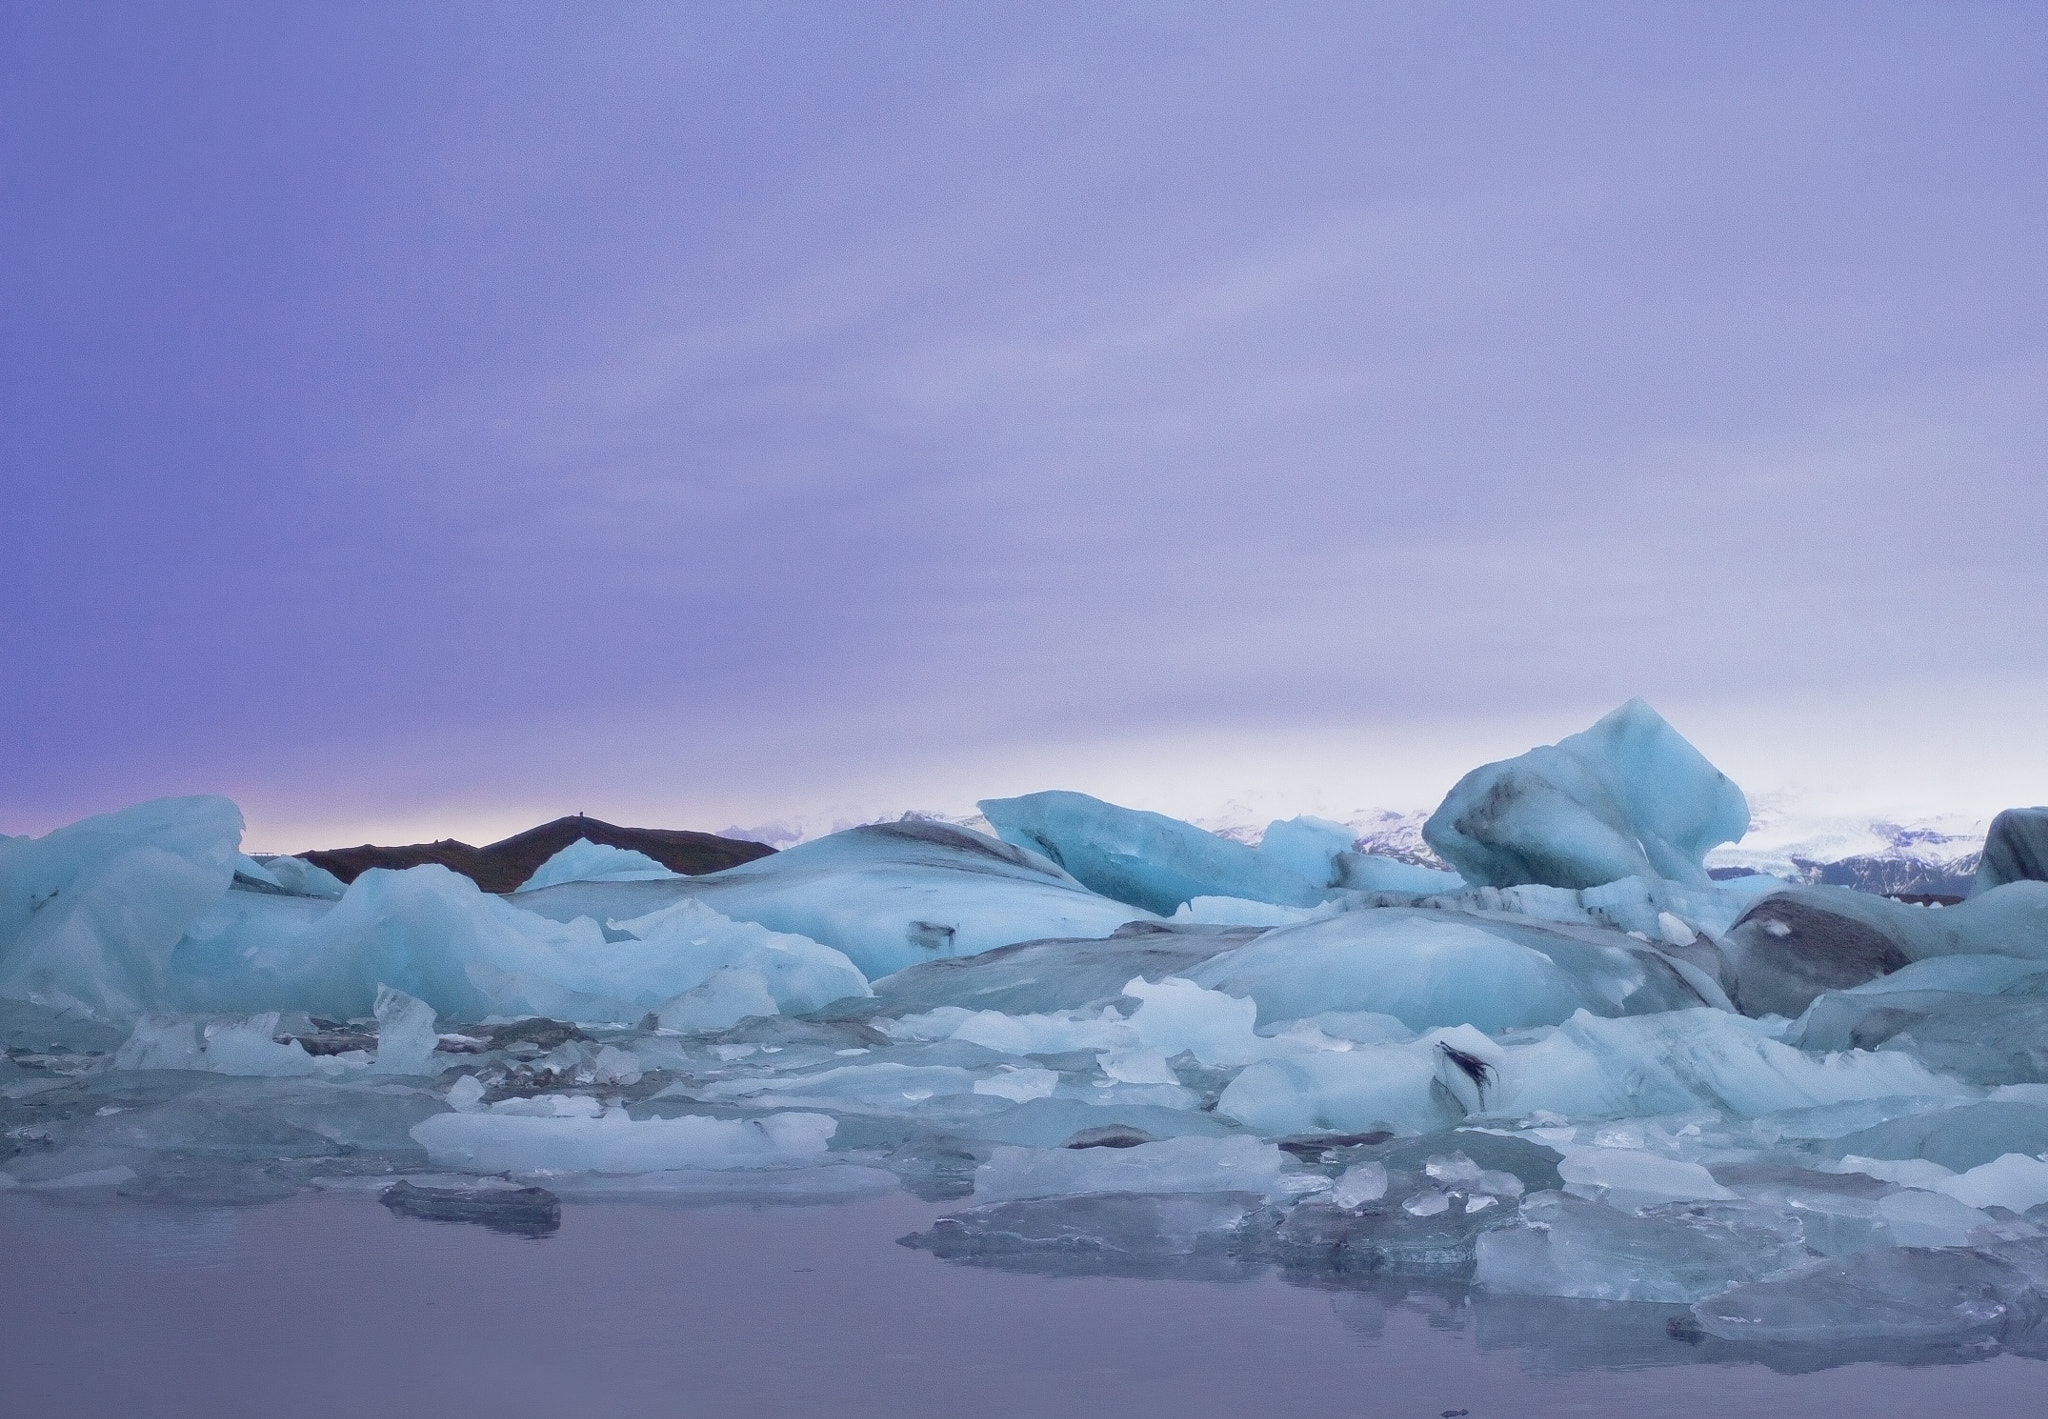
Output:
9 699 2048 1354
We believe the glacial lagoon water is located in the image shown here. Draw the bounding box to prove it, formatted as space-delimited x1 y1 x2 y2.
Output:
7 1189 2046 1419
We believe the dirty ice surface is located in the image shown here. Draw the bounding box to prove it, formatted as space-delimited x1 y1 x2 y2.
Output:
9 700 2048 1364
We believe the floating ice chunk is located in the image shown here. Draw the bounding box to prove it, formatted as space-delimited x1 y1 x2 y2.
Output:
907 1192 1260 1265
1578 874 1777 940
971 1066 1059 1102
1973 807 2048 896
515 838 679 892
1293 1010 1416 1045
370 985 438 1075
1557 1147 1735 1212
1496 1009 1972 1121
655 966 780 1031
1217 1039 1460 1137
113 1014 205 1070
0 796 243 1019
1256 816 1356 888
1121 975 1264 1067
1170 897 1319 927
115 1010 363 1077
611 898 869 1015
870 924 1243 1017
200 1013 334 1076
1333 854 1465 895
1187 910 1702 1032
690 1062 991 1114
1656 912 1697 947
1843 954 2048 997
978 791 1326 915
1935 1153 2048 1214
410 1107 834 1173
487 1093 604 1117
1221 1008 1969 1135
522 821 1153 981
1825 1102 2048 1173
1423 699 1749 890
446 1074 487 1112
588 1044 643 1087
1401 1190 1451 1217
1476 1190 1807 1303
1874 1188 1996 1247
972 1135 1286 1202
1692 1240 2048 1343
252 856 346 899
947 1007 1129 1056
1827 1154 1958 1191
1331 1161 1389 1208
1099 1049 1179 1085
234 854 283 888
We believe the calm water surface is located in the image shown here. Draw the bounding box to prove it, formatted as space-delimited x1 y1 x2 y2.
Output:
5 1190 2044 1418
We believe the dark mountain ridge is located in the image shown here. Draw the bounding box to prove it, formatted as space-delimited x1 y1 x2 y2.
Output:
299 815 774 894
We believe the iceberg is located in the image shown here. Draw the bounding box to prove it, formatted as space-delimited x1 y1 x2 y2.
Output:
971 1135 1286 1202
977 791 1328 915
24 778 2048 1352
1186 908 1712 1032
1974 807 2048 895
410 1107 835 1174
515 838 679 891
0 796 243 1018
514 820 1153 979
1422 699 1749 890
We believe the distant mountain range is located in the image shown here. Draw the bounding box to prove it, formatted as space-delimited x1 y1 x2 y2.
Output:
301 814 773 894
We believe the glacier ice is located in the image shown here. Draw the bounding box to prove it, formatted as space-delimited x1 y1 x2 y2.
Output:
0 796 243 1018
1974 807 2048 895
1186 908 1711 1032
978 791 1329 915
514 819 1154 979
1423 699 1750 890
410 1107 835 1173
515 837 679 891
370 985 438 1075
971 1135 1286 1202
25 783 2048 1356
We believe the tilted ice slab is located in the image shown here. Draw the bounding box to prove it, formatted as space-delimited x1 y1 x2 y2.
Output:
868 922 1254 1017
512 820 1153 980
977 791 1333 915
0 796 244 1019
972 1135 1287 1202
1186 909 1715 1033
411 1107 835 1174
514 838 679 891
1216 1009 1972 1137
1423 699 1750 890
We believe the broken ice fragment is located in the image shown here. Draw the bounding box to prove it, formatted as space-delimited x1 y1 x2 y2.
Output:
370 984 438 1075
1331 1161 1389 1209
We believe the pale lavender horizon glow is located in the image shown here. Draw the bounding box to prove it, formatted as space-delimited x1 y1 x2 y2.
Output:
5 3 2045 850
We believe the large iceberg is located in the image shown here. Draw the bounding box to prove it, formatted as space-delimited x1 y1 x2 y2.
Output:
1423 699 1750 890
513 820 1153 979
977 791 1332 914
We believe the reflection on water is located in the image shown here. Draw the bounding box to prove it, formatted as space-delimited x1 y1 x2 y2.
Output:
6 1189 2046 1419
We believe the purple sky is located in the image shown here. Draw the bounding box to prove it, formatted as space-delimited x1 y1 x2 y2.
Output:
5 3 2046 849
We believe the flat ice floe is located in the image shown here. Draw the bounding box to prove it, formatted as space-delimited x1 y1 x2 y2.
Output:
8 699 2048 1356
